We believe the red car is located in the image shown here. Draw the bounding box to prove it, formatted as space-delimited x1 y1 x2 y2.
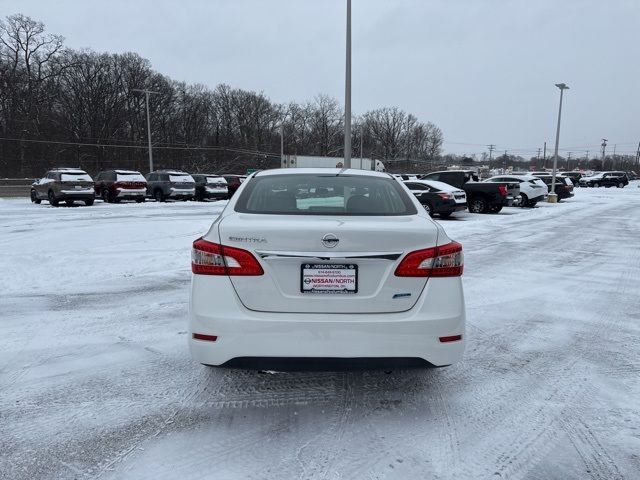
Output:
95 170 147 203
222 175 247 198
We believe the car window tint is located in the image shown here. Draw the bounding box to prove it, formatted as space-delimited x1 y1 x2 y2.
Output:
236 174 417 216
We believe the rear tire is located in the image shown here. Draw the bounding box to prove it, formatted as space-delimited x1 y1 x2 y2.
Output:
30 190 41 204
101 189 110 203
468 197 487 214
48 190 59 207
423 202 434 217
154 189 165 202
618 182 624 188
520 193 529 207
593 182 600 188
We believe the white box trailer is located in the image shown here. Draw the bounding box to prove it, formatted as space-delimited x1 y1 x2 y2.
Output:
281 155 385 172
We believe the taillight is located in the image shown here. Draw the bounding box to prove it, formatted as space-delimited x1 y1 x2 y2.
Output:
437 192 452 200
498 185 508 196
394 241 463 277
191 238 264 276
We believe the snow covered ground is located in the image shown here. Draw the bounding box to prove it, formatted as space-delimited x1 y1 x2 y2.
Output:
1 185 639 480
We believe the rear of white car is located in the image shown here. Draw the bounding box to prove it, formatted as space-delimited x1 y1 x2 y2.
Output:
188 169 465 368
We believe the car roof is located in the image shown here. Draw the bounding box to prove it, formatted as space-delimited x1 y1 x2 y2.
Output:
488 174 536 180
114 169 142 174
152 170 190 175
50 168 87 173
406 179 460 192
253 168 391 178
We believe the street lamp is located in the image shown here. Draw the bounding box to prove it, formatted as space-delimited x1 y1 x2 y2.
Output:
549 83 569 203
343 0 352 168
132 88 159 173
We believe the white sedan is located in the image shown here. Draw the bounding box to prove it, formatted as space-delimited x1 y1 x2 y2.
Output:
189 168 465 369
484 174 547 207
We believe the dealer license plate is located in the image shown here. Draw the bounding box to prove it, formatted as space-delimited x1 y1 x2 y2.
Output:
301 264 358 294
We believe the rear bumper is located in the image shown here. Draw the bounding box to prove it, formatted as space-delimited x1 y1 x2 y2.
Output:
58 191 95 200
116 188 146 198
188 275 466 367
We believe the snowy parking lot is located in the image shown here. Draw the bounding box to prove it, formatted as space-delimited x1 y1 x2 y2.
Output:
1 185 639 480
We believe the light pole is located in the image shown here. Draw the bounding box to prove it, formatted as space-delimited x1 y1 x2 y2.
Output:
132 88 159 172
601 139 607 169
549 83 569 203
343 0 352 168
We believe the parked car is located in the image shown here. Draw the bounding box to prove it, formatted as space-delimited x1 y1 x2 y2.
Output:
94 169 147 203
484 174 547 207
392 173 419 181
222 175 247 198
189 168 465 369
533 174 575 200
421 170 519 214
562 171 583 186
145 170 195 201
626 171 638 181
30 168 95 206
404 179 467 217
192 174 228 201
579 171 628 188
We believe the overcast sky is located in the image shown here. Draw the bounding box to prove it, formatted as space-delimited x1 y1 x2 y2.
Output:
5 0 640 157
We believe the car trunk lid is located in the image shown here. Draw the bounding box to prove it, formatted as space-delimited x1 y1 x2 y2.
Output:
215 213 439 313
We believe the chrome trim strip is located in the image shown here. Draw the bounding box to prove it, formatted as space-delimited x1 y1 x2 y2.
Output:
255 251 402 261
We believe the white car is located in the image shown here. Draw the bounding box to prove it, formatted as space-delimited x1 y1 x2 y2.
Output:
484 174 547 207
189 168 465 369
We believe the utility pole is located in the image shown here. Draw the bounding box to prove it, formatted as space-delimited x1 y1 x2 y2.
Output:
635 142 640 168
612 144 617 169
567 152 572 170
280 124 284 166
550 83 569 203
343 0 352 168
537 147 541 160
543 141 547 168
585 150 589 169
132 88 160 172
359 130 364 169
503 150 508 171
601 139 608 169
487 144 495 164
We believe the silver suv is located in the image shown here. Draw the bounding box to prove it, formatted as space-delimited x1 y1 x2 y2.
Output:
31 168 95 206
145 170 195 202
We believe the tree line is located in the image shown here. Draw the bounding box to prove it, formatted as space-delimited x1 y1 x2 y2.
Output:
0 14 443 177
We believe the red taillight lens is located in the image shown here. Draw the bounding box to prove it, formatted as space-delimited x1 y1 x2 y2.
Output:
191 238 264 276
439 335 462 343
498 185 508 196
192 333 218 342
394 241 464 277
437 192 452 200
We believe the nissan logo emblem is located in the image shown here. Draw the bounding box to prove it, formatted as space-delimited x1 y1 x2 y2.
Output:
321 233 339 248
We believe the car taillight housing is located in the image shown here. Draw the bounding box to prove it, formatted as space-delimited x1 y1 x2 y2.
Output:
192 238 264 276
498 185 508 196
395 241 463 277
437 192 453 200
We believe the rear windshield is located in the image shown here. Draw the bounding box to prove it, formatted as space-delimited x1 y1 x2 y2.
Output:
207 176 226 184
235 174 417 216
116 172 146 182
60 173 92 182
169 174 194 183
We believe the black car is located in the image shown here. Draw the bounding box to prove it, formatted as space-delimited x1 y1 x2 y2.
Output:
533 174 575 200
404 180 467 218
192 174 228 201
421 170 519 214
580 171 628 188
